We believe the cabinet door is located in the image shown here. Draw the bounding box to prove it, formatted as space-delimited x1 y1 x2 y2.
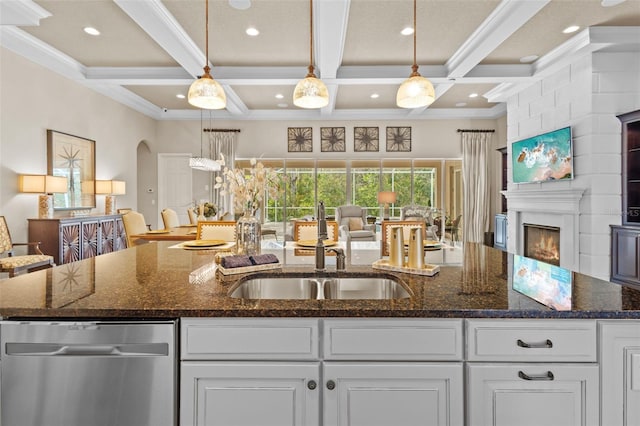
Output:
600 321 640 426
60 222 81 263
324 362 464 426
180 362 320 426
611 227 640 285
114 217 127 250
467 363 599 426
80 219 99 259
100 218 115 254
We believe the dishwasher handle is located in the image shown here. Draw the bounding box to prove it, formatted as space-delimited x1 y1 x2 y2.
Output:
6 342 169 357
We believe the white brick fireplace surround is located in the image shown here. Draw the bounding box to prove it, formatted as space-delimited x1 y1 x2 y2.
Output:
504 189 585 272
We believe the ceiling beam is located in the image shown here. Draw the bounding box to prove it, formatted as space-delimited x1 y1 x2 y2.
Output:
0 0 50 26
315 0 350 80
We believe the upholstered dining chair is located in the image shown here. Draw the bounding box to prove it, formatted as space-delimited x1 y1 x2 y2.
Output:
293 220 338 242
0 216 54 277
122 211 149 247
335 205 376 242
196 221 237 241
187 207 198 225
380 220 426 257
400 205 439 241
161 208 180 229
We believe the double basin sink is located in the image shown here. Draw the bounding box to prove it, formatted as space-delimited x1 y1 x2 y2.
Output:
229 275 411 300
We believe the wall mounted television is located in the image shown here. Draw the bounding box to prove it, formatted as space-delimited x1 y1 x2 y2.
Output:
512 126 573 184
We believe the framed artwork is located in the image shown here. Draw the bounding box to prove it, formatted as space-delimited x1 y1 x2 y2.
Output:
288 127 313 152
47 129 96 210
386 127 412 152
321 127 346 152
354 127 379 152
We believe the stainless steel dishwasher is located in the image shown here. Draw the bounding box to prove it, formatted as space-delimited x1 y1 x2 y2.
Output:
1 320 177 426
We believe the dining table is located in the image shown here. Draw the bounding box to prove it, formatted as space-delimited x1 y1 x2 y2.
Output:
129 225 198 242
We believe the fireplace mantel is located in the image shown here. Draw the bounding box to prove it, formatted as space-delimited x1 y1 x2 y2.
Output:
502 188 585 214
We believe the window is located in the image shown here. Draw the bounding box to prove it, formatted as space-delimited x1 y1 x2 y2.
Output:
352 160 381 218
316 160 347 217
284 159 315 220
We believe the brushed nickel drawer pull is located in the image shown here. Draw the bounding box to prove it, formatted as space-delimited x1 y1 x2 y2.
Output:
307 380 317 390
517 338 553 348
326 380 336 390
518 370 554 381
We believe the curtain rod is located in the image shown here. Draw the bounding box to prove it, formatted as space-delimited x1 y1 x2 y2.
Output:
457 129 495 133
203 128 241 133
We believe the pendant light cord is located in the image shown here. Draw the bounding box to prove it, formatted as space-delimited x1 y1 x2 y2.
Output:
412 0 418 74
205 0 209 64
308 0 315 76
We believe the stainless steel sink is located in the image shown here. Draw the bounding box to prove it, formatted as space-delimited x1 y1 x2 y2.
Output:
229 277 410 300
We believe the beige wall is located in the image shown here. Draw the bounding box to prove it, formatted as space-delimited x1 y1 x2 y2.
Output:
0 47 157 242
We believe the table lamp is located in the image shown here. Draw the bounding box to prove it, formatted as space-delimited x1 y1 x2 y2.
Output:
96 180 126 215
377 191 396 220
19 174 68 219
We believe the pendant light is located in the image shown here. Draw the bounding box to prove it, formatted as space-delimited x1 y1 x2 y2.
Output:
188 0 227 110
293 0 329 109
190 110 221 172
396 0 435 109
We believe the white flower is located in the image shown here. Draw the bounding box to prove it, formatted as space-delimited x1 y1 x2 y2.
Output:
214 157 282 216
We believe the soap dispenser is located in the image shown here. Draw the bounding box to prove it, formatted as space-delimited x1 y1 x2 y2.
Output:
407 227 425 269
389 226 405 267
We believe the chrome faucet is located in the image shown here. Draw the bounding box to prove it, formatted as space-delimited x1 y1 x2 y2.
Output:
315 201 328 271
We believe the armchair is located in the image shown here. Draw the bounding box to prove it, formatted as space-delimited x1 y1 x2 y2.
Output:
0 216 54 277
335 205 376 242
400 205 439 241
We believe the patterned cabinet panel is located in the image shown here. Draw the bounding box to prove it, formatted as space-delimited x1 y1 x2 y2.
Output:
28 215 125 265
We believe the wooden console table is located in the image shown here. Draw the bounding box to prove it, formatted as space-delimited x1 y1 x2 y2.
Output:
28 214 126 265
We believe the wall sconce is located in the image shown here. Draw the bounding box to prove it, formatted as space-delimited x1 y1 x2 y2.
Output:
377 191 397 220
19 175 68 219
96 180 126 215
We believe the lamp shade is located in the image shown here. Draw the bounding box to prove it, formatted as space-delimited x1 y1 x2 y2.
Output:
293 74 329 109
19 175 68 194
188 72 227 110
377 191 397 204
96 180 126 195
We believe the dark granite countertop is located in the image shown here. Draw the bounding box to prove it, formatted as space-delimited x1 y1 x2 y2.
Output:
1 242 639 319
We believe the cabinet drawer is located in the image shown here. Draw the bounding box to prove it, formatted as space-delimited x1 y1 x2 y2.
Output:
466 319 596 362
181 318 319 360
323 319 463 360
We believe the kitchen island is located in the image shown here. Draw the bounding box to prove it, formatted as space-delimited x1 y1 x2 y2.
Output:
2 242 640 426
0 241 639 319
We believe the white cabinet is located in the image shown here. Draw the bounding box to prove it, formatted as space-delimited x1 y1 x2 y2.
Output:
181 362 320 426
465 319 599 426
181 318 464 426
600 320 640 426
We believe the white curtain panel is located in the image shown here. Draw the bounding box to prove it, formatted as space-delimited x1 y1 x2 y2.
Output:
210 131 237 217
461 132 492 243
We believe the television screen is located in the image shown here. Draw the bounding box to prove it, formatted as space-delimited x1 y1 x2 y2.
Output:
512 126 573 184
512 254 572 311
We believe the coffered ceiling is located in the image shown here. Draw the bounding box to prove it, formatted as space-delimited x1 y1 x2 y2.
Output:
1 0 639 121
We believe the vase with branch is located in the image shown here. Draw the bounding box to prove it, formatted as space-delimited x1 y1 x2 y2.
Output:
214 154 282 255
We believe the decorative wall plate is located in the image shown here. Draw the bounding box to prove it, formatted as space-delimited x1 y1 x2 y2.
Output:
354 127 379 152
321 127 346 152
288 127 313 152
386 127 412 152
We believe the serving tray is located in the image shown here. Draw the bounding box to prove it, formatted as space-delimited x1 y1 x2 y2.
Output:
217 262 282 275
372 259 440 276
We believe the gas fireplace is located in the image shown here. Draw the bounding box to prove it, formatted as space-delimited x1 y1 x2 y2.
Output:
524 224 560 266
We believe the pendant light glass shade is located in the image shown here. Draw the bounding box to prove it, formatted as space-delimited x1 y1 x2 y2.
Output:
188 0 226 110
396 67 435 108
189 157 221 171
293 66 329 109
293 0 329 109
396 0 435 109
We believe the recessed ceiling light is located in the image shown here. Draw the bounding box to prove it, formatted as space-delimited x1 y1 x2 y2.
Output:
401 27 414 36
469 93 478 98
176 94 185 99
277 103 288 108
229 0 251 10
275 93 284 99
370 93 380 99
519 55 539 63
83 27 100 36
246 27 259 36
563 25 580 34
456 102 467 107
601 0 626 6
